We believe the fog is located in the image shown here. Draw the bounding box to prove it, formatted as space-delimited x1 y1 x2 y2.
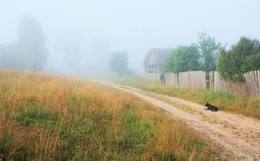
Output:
1 0 260 76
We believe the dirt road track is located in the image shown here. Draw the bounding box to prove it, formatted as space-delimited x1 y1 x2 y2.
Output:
97 80 260 161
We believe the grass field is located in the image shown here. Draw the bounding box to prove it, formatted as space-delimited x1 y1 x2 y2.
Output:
0 69 224 160
113 76 260 119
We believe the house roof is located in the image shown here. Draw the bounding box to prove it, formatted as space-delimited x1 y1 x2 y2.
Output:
143 48 172 67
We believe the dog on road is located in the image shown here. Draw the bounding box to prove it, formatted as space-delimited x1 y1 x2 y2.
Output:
205 102 218 112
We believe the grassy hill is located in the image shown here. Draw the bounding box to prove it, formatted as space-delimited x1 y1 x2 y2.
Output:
0 70 224 160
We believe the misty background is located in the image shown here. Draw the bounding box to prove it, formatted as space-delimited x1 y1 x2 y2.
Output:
0 0 260 76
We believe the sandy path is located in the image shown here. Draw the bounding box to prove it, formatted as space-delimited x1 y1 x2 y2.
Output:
97 80 260 161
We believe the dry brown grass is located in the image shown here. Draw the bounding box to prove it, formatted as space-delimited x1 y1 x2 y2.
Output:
0 69 224 160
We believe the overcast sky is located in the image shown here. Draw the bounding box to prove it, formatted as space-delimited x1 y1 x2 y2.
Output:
1 0 260 75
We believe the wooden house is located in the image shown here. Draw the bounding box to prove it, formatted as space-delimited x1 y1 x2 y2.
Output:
143 48 172 73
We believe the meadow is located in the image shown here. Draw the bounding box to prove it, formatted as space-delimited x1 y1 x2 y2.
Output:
114 76 260 119
0 70 224 160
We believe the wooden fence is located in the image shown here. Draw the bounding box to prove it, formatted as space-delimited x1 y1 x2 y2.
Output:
144 70 260 98
144 73 161 81
210 71 260 98
165 71 206 90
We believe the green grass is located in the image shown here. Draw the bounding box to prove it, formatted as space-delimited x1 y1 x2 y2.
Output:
113 76 260 119
0 70 225 160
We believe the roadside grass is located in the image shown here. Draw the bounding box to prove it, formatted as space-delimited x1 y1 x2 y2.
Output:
113 76 260 119
0 69 225 160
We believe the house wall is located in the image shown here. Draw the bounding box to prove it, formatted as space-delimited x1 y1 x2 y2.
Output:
145 65 163 73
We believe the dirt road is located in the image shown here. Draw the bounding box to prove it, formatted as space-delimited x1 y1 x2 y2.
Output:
97 80 260 161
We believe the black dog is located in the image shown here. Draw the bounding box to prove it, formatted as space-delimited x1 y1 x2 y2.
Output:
205 102 218 112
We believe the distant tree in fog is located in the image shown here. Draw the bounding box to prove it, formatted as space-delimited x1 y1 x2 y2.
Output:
0 15 49 70
54 33 86 71
0 44 4 58
198 32 221 72
18 15 49 70
0 42 24 69
110 51 131 76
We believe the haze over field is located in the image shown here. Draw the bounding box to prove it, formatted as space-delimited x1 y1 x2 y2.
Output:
0 0 260 76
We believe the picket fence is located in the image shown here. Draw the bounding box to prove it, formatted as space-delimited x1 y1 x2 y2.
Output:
144 73 161 81
144 70 260 98
209 71 260 98
165 71 206 90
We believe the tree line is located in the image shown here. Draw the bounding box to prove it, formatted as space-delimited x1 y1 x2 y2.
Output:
109 33 260 81
2 16 259 81
164 32 260 82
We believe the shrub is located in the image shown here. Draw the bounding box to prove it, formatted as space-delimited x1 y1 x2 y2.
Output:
217 37 260 81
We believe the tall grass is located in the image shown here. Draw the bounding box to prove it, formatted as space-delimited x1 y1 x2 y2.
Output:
114 76 260 119
0 70 224 160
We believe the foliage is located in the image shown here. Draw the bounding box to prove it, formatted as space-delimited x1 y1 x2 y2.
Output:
164 44 202 73
110 51 132 76
245 52 260 71
0 15 49 71
217 37 260 81
0 70 223 160
198 32 222 72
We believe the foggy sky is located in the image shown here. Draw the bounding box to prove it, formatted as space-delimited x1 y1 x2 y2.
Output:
1 0 260 75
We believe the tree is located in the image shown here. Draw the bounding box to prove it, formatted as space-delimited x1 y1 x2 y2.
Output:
110 51 130 76
18 15 49 71
198 32 221 72
0 15 49 71
164 44 202 73
217 37 260 81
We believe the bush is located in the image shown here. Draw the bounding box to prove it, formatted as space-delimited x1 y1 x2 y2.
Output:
217 37 260 81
